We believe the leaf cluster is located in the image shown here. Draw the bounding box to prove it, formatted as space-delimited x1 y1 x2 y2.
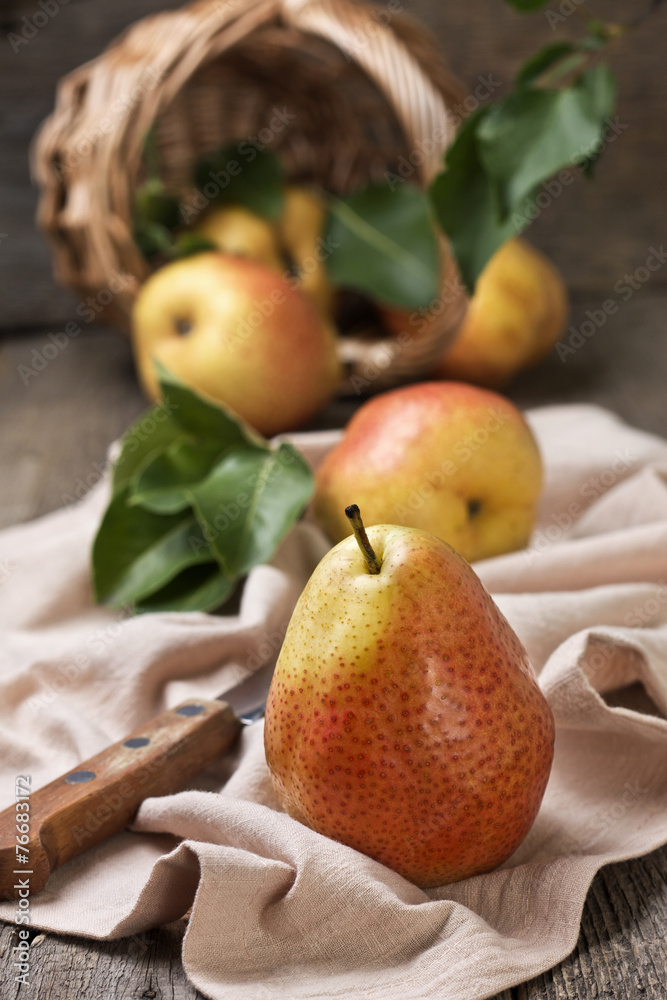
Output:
132 140 284 263
430 41 616 291
92 366 314 614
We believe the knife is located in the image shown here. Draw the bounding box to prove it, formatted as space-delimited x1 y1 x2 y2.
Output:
0 662 275 901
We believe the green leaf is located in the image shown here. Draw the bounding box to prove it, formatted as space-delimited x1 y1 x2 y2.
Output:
477 66 616 218
502 0 549 10
429 110 534 293
93 489 213 606
156 363 264 448
133 177 183 260
134 178 181 230
578 63 616 121
193 146 285 220
169 233 218 259
575 67 616 178
133 220 173 260
534 50 590 86
95 368 312 615
130 438 225 514
188 443 314 577
112 408 183 497
325 183 440 309
516 42 577 87
134 564 236 614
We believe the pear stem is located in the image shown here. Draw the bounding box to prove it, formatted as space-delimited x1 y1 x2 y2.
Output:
345 505 381 574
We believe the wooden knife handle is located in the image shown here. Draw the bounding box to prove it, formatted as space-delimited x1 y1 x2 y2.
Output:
0 698 241 900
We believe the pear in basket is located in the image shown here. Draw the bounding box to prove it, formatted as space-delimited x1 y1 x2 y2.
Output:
435 239 568 387
192 186 333 316
131 251 342 437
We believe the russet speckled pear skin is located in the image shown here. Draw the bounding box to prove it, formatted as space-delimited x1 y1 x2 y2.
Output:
264 525 555 888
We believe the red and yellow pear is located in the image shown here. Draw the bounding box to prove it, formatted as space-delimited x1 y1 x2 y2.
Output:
264 506 555 887
313 381 542 563
132 252 342 437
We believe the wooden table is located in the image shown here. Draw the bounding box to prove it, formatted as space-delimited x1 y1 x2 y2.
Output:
1 295 666 997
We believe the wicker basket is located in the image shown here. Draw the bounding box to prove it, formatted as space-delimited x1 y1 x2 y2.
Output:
32 0 468 392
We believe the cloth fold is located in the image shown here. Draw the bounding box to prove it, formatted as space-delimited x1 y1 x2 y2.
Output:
1 403 667 1000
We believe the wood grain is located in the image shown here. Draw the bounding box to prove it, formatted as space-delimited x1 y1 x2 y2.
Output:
0 698 241 900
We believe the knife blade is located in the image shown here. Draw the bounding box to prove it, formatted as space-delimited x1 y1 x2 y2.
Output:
0 662 276 900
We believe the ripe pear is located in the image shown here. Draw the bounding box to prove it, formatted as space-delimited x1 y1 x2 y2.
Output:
278 186 334 315
264 506 555 888
193 205 284 271
312 382 542 563
435 239 568 387
132 252 342 436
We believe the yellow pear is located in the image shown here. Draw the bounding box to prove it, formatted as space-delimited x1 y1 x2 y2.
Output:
435 239 568 387
132 252 342 437
193 205 284 272
278 186 334 315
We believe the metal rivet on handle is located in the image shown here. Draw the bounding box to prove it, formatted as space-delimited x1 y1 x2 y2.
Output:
124 737 150 748
176 705 205 717
65 770 96 784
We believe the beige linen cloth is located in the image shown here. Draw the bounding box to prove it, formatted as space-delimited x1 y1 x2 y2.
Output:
1 403 667 999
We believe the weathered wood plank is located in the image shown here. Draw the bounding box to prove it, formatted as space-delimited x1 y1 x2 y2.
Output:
0 918 204 999
0 327 145 528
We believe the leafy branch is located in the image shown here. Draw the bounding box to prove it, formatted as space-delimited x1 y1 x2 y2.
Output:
429 26 619 291
92 365 314 614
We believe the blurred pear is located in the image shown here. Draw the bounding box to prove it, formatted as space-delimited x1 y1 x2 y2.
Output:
279 186 334 315
193 205 283 271
435 239 568 387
